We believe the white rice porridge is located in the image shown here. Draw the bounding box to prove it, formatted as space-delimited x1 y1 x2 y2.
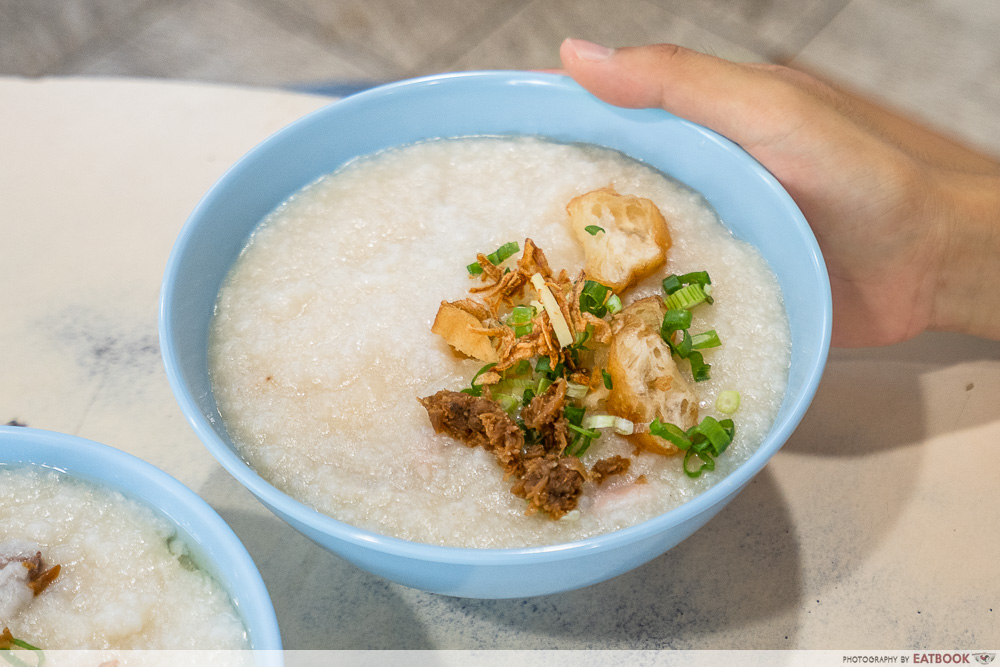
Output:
0 465 249 649
209 136 791 548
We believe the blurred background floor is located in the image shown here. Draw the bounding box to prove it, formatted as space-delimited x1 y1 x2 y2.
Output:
2 0 998 156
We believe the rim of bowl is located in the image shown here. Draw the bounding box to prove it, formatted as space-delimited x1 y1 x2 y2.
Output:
160 70 832 566
0 425 283 649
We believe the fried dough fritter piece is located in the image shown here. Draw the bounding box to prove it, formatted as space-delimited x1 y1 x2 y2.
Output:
566 186 671 292
605 297 699 455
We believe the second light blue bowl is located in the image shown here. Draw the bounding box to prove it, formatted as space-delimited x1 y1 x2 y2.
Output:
0 426 282 648
160 71 831 598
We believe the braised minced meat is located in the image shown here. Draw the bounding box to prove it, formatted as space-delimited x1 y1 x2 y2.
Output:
590 455 631 485
510 456 586 519
419 384 587 517
521 379 572 456
419 390 524 476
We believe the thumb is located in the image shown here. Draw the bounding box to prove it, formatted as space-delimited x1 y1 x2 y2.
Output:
559 39 789 149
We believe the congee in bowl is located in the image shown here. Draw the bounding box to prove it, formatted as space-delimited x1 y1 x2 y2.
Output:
0 426 279 649
160 71 831 597
208 136 790 548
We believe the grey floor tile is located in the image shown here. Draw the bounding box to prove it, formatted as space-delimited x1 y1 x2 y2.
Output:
793 0 1000 156
0 0 159 76
268 0 532 75
649 0 851 59
449 0 767 74
55 0 383 86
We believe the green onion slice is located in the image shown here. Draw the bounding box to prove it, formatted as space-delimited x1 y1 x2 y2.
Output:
689 350 711 382
507 305 535 326
563 404 586 427
661 274 683 295
660 309 692 336
673 329 693 359
716 390 741 414
467 241 520 275
507 359 533 377
584 225 605 235
683 450 716 477
664 283 712 311
601 368 613 390
460 362 497 397
495 394 520 415
579 280 612 318
649 419 692 450
691 329 721 349
567 423 601 439
692 415 732 455
605 294 622 315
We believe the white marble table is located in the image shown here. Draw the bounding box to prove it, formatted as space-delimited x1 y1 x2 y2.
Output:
1 76 997 651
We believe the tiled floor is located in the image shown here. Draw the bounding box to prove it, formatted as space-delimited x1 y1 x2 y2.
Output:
1 0 998 156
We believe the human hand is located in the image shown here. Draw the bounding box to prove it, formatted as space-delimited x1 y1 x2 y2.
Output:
560 39 1000 347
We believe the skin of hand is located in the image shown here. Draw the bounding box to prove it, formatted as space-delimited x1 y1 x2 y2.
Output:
560 39 1000 347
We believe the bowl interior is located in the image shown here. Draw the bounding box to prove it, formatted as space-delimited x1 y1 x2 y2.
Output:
161 71 831 559
0 425 281 650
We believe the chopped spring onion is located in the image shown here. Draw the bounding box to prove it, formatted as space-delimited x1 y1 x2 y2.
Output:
530 273 574 348
495 394 520 414
564 404 585 426
534 356 565 380
691 329 722 349
716 390 741 414
565 381 589 399
673 329 693 359
512 324 533 337
649 415 736 478
0 629 44 667
663 271 712 294
606 294 623 314
459 362 497 397
584 225 605 235
507 305 535 326
689 350 711 382
492 377 535 397
683 450 715 477
613 417 635 435
689 416 733 455
584 414 617 429
680 270 712 287
507 359 533 377
663 283 712 311
601 368 613 390
583 414 635 435
467 241 520 275
660 309 692 337
649 419 692 450
661 274 683 295
567 423 601 439
579 280 612 318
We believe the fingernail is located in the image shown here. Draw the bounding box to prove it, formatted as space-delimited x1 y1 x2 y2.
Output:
567 38 614 62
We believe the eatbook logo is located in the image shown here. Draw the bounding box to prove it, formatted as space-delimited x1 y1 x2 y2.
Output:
974 655 995 665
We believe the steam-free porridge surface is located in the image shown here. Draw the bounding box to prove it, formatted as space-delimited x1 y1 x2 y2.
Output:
209 136 791 548
0 466 248 649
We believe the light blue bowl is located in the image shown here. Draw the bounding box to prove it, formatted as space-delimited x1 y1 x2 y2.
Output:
0 426 282 649
159 71 831 599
